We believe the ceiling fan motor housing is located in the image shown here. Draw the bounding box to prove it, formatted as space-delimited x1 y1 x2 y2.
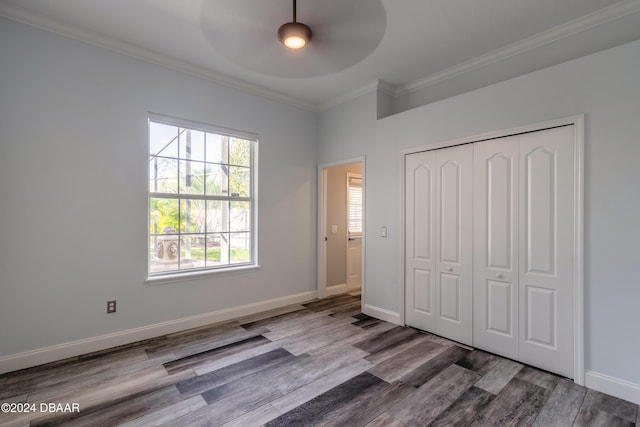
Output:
278 21 312 49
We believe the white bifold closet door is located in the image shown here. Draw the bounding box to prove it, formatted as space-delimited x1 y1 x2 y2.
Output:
473 126 575 378
406 125 575 378
405 144 473 346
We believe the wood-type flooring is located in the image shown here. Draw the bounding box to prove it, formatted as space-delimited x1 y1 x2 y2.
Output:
0 293 637 426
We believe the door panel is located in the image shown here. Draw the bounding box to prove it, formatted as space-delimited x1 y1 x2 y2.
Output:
413 269 432 314
487 154 514 270
519 126 574 377
435 144 473 345
525 285 556 347
486 280 513 336
405 151 436 331
525 148 556 275
413 166 432 260
473 137 519 359
439 160 461 263
439 273 460 322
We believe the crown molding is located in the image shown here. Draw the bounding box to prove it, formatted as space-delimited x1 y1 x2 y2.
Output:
316 79 399 112
395 0 640 97
0 4 317 112
316 80 379 111
316 0 640 111
3 0 640 112
376 79 398 97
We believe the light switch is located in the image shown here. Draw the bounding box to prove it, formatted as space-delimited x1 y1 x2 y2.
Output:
380 226 387 237
331 225 338 233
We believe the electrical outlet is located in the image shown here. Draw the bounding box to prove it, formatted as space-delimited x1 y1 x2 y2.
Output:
107 300 117 313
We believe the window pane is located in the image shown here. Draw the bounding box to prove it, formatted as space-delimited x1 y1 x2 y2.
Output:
180 199 206 233
150 234 180 273
205 163 228 196
150 122 179 157
179 160 205 195
180 234 205 270
177 129 205 161
149 157 178 193
191 162 206 194
229 166 250 197
230 201 250 232
230 233 251 264
206 200 229 232
205 133 227 164
150 198 179 234
205 233 222 266
178 128 204 161
206 233 230 266
230 138 251 167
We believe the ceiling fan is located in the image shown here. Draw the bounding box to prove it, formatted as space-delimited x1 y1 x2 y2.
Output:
200 0 386 78
278 0 312 49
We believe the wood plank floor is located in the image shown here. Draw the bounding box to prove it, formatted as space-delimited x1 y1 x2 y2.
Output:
0 293 637 427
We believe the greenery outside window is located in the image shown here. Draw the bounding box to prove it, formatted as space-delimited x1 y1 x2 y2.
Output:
148 113 257 278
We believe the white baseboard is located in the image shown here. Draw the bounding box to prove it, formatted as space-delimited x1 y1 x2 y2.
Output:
362 304 401 325
326 284 347 297
0 290 317 375
585 370 640 405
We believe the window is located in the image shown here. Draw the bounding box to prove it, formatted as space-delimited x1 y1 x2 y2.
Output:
347 173 363 237
148 114 257 278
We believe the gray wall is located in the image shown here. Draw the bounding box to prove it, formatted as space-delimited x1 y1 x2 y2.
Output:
326 163 362 287
2 13 640 390
0 18 317 358
318 39 640 385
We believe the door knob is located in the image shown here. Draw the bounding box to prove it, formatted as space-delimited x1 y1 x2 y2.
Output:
496 273 504 279
447 267 453 272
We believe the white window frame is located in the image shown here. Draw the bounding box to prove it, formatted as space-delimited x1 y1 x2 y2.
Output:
146 113 259 284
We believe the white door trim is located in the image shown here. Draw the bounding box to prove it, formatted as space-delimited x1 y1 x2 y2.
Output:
317 157 366 301
399 114 584 384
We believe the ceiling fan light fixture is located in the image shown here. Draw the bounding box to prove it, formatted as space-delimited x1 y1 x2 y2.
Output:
278 0 312 50
278 22 312 49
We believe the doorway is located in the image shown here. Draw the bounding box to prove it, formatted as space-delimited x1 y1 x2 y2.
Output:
317 158 365 300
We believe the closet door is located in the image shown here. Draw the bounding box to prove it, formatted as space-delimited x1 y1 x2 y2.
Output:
435 144 473 345
518 126 574 377
405 144 473 345
473 137 519 359
405 150 437 332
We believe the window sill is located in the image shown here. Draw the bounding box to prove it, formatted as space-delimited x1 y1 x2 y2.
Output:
145 264 260 285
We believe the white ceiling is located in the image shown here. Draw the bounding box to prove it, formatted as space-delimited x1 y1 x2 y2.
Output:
2 0 640 110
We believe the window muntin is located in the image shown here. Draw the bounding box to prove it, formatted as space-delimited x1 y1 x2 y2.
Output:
148 115 256 276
